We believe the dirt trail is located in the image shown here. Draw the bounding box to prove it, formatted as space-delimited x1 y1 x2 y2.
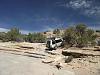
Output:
0 42 100 75
0 42 75 75
0 51 74 75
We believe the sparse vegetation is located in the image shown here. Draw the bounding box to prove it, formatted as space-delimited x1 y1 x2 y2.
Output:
0 27 46 43
6 28 22 42
0 32 8 42
0 24 98 47
53 28 61 36
27 33 46 43
53 28 60 34
63 24 97 48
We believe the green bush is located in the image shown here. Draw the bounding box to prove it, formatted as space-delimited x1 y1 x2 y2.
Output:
63 27 76 47
63 24 97 48
27 33 46 43
0 32 9 42
0 27 46 43
6 28 22 42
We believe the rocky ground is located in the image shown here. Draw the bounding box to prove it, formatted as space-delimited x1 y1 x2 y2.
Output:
0 42 100 75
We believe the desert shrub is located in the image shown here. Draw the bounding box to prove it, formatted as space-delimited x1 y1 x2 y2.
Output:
53 28 61 37
6 28 22 42
0 27 46 43
53 29 60 34
63 24 97 48
27 33 46 43
0 32 9 42
63 27 77 47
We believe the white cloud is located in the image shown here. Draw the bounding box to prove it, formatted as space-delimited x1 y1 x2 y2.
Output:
0 28 9 32
84 6 100 16
20 30 38 34
20 30 33 34
56 0 92 9
68 0 92 9
0 27 35 34
57 0 100 17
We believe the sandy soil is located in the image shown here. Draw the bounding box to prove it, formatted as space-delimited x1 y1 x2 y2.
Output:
0 42 74 75
0 42 100 75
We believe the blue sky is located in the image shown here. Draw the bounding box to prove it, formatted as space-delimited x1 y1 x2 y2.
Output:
0 0 100 34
